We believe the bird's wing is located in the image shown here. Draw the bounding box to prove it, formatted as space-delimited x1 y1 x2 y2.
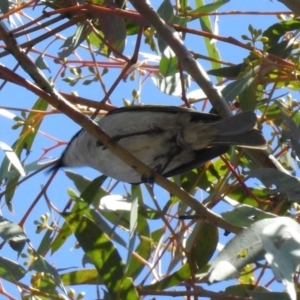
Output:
162 145 229 178
105 105 222 122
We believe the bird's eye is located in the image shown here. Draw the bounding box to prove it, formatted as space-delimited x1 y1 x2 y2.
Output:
96 140 103 147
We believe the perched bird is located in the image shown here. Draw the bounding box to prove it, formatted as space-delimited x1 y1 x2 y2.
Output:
52 106 267 184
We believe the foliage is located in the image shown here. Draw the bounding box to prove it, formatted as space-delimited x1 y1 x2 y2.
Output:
0 0 300 299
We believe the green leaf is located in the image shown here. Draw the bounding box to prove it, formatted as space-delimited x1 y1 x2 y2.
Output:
263 19 300 46
209 217 300 283
0 0 9 14
36 228 54 256
126 237 151 278
58 22 88 58
126 195 138 271
35 54 50 72
189 0 229 15
81 175 107 205
61 269 101 286
51 220 72 255
159 55 179 77
0 141 25 177
157 0 190 25
95 13 126 56
225 284 268 297
248 168 300 203
126 185 151 278
63 211 139 300
221 76 254 103
194 0 222 80
268 38 295 59
238 77 259 111
0 257 26 281
151 73 191 96
0 216 27 254
51 179 127 254
250 291 291 300
276 101 300 160
125 19 140 35
207 64 243 78
0 97 47 206
29 255 66 293
222 205 275 227
186 222 218 270
144 263 191 290
261 222 300 300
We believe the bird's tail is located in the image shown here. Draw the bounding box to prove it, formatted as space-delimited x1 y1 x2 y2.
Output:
211 111 267 149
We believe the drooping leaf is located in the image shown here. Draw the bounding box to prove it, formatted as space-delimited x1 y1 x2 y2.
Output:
63 209 139 300
0 257 26 281
250 291 291 300
29 255 66 294
0 216 27 254
194 0 222 79
0 0 9 14
156 0 189 55
207 64 243 78
144 263 191 291
58 23 88 58
61 269 101 286
51 183 127 255
188 0 229 16
221 76 254 103
36 227 54 256
268 38 295 59
35 54 50 72
126 195 138 271
263 19 300 46
276 101 300 160
209 217 299 283
0 98 48 206
238 77 260 111
262 221 300 300
186 222 218 270
80 175 107 205
126 237 151 278
159 54 179 77
95 12 126 56
248 168 300 203
222 204 276 227
126 185 151 278
0 141 25 177
224 284 268 297
151 73 191 96
157 0 189 26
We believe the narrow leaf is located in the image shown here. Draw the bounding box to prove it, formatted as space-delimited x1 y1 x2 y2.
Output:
221 76 254 103
151 73 191 96
0 216 27 254
63 212 139 300
0 257 26 281
248 168 300 203
0 141 25 176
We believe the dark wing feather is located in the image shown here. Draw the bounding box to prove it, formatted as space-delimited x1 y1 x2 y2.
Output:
162 145 230 179
106 105 222 122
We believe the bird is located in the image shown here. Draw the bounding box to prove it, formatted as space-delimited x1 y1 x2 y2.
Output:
52 106 267 184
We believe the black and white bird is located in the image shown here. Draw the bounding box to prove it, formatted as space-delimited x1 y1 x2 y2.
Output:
52 106 267 184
